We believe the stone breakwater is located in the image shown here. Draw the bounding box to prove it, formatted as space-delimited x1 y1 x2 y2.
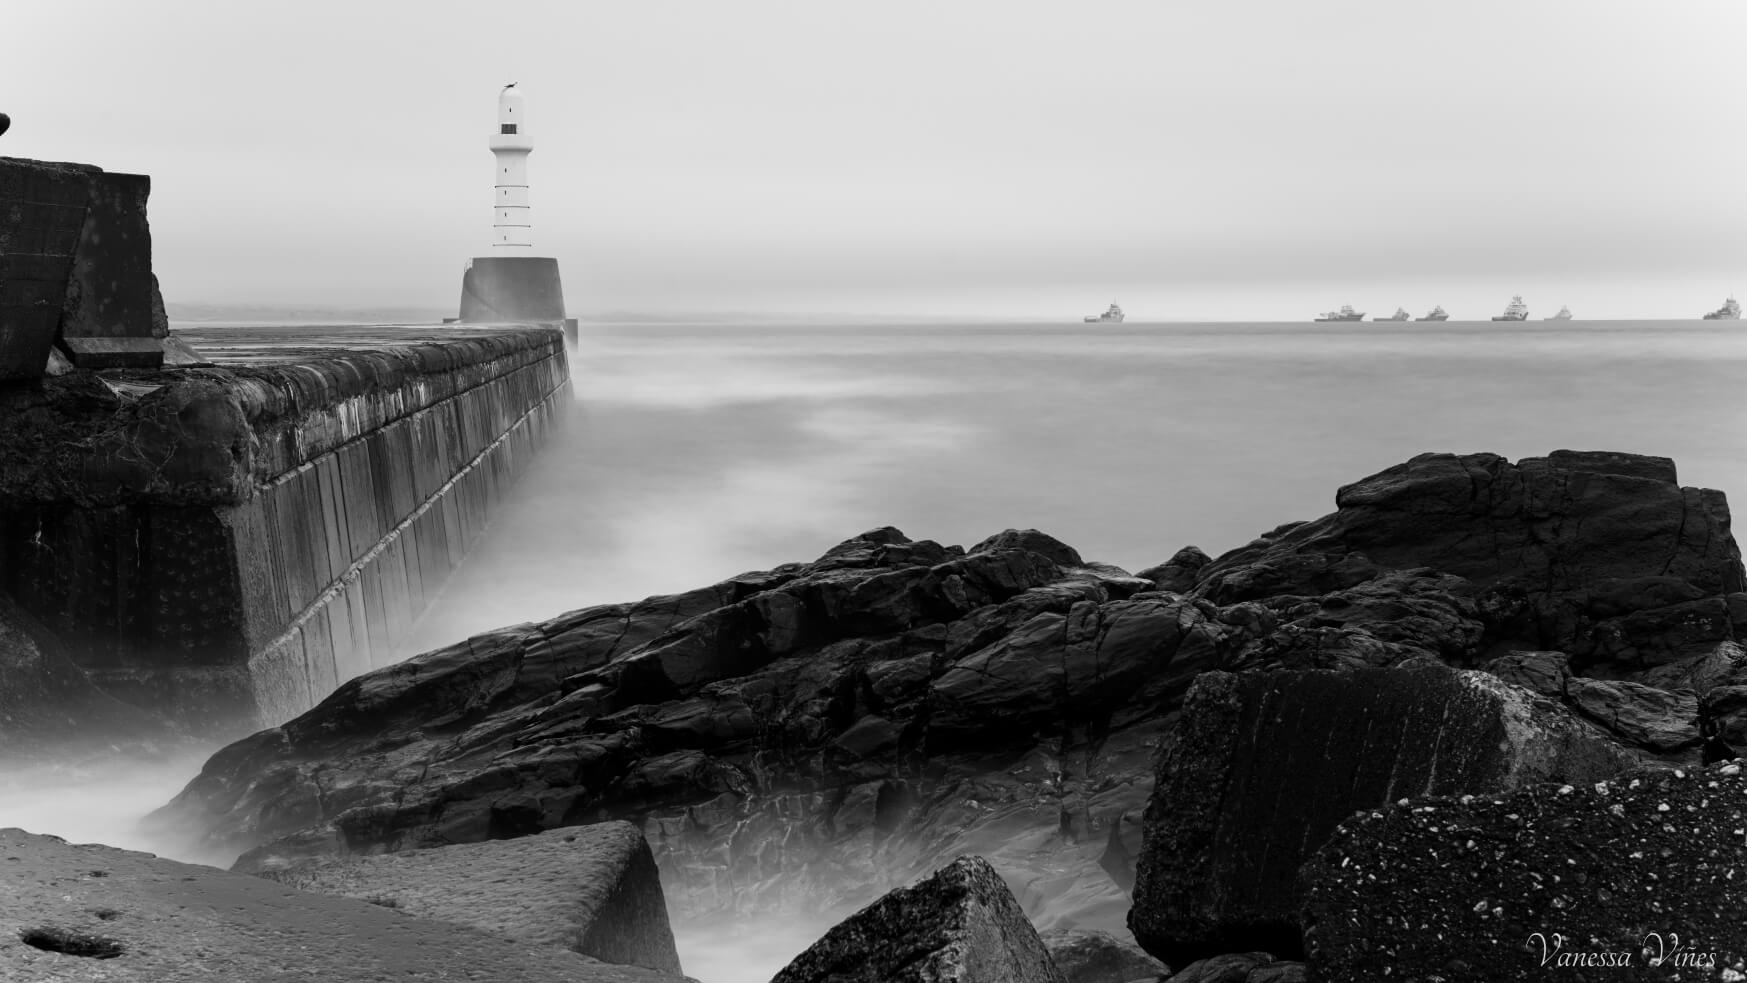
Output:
136 449 1747 978
0 323 571 735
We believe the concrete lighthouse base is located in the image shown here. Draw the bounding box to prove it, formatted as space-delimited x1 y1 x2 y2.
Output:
458 256 567 324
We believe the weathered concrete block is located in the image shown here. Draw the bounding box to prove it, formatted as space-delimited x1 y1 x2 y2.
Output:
1128 665 1635 967
252 821 683 975
458 255 567 323
1302 764 1747 980
771 855 1067 983
59 170 156 343
0 827 679 982
0 158 94 380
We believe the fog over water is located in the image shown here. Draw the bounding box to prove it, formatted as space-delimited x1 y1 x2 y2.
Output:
409 317 1747 650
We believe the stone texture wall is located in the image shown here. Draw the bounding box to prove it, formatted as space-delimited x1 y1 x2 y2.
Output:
0 326 571 733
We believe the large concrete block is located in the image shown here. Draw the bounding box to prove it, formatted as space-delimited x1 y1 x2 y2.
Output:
0 828 675 982
57 171 156 342
0 159 93 380
458 255 567 323
1302 763 1747 980
1128 665 1635 967
253 821 684 974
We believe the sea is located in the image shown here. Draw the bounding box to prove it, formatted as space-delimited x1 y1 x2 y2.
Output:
405 317 1747 653
7 316 1747 983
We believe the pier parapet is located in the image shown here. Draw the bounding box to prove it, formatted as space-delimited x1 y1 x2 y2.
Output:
0 157 573 734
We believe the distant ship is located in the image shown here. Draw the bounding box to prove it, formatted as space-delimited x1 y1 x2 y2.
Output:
1315 305 1365 322
1416 305 1450 321
1083 302 1125 323
1374 307 1411 322
1545 305 1573 321
1704 296 1741 320
1492 295 1529 321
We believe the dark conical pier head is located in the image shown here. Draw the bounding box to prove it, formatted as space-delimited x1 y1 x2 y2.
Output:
457 256 578 347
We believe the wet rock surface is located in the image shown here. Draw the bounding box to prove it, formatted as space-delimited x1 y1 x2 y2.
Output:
769 855 1066 983
1127 664 1634 966
144 450 1747 957
1301 763 1747 981
0 827 682 982
252 821 682 974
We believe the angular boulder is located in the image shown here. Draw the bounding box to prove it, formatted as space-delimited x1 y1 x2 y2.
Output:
151 528 1205 944
1128 664 1634 966
1193 451 1745 672
1302 763 1747 980
251 821 682 975
770 855 1066 983
0 828 679 982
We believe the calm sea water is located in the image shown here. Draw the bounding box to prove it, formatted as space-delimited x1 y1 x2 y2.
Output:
406 318 1747 653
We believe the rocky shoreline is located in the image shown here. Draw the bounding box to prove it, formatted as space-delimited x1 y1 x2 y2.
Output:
7 449 1747 980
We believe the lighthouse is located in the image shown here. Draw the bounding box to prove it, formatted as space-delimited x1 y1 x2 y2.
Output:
457 83 572 340
489 83 534 249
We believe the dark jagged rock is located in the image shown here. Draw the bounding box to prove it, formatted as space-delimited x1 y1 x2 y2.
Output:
251 822 682 974
0 828 680 983
1136 545 1210 593
1127 664 1635 967
769 855 1067 983
1194 451 1745 673
1301 763 1747 981
1040 928 1168 983
152 528 1193 938
1564 676 1700 753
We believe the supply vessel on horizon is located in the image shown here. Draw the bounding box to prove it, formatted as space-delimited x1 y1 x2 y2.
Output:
1492 295 1529 321
1315 305 1365 322
1416 305 1450 321
1546 305 1573 321
1705 296 1741 320
1375 307 1410 322
1083 302 1125 323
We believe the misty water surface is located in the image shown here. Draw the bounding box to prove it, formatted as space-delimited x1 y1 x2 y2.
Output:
408 317 1747 652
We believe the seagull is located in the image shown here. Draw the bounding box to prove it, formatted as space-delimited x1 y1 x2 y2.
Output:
503 82 517 90
0 114 10 139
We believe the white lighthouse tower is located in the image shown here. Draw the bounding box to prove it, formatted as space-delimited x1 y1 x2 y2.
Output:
489 83 534 249
457 83 571 339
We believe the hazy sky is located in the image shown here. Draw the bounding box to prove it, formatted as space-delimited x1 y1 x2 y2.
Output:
8 1 1747 318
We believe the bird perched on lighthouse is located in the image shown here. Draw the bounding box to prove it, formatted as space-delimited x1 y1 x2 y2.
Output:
488 82 534 249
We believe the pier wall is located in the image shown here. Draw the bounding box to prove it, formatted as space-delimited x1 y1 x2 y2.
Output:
0 326 571 734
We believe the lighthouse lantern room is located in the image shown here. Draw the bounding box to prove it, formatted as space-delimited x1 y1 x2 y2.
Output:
488 83 534 249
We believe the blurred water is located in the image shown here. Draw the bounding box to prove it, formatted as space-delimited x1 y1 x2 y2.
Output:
408 317 1747 651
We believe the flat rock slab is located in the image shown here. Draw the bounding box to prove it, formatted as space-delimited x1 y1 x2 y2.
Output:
772 855 1068 983
1302 764 1747 981
253 821 683 975
1128 665 1634 966
0 828 679 983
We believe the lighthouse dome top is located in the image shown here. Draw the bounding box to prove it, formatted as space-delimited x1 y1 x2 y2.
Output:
497 84 526 121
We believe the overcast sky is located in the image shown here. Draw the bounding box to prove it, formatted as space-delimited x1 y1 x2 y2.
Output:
8 1 1747 319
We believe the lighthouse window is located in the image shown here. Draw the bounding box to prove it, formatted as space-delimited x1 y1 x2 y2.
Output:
501 123 518 134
